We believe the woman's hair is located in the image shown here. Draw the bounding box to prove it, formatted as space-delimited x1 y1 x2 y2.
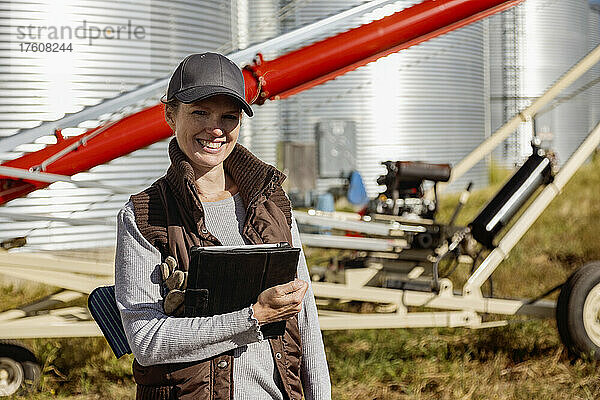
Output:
161 95 180 115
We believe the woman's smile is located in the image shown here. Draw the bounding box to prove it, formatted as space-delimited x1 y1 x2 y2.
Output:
195 138 227 153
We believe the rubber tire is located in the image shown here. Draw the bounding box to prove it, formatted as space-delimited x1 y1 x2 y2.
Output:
0 357 23 396
0 341 41 396
556 261 600 360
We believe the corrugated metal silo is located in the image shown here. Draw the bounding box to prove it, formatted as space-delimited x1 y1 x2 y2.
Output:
278 0 489 197
489 0 591 167
0 0 234 250
588 3 600 131
234 0 281 165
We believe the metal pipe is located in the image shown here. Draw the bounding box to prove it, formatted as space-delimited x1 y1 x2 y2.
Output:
442 43 600 190
230 0 401 65
0 79 167 155
244 0 525 102
0 104 166 203
0 166 135 194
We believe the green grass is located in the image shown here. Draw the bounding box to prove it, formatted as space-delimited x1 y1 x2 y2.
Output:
325 321 600 399
3 152 600 399
23 338 135 399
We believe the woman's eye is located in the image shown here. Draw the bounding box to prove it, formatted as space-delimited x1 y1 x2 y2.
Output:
223 114 239 121
192 110 207 116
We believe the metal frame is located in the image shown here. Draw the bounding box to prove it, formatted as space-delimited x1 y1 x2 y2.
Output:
304 114 600 329
0 251 112 339
314 280 556 330
307 96 600 331
286 41 600 329
464 120 600 296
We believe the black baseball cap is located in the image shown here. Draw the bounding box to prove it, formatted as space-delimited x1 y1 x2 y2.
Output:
166 52 253 117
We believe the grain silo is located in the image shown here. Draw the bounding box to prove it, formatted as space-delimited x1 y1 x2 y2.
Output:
588 3 600 131
275 0 490 198
489 0 592 166
2 0 598 250
233 0 281 164
0 0 235 249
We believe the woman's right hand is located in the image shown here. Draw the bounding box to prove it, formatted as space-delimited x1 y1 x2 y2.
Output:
251 279 309 325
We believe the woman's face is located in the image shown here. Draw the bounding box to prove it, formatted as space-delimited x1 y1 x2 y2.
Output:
166 94 242 174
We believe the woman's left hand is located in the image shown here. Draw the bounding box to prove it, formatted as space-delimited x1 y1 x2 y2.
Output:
251 279 309 325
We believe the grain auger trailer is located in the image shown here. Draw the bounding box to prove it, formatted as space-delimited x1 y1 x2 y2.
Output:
302 133 600 360
298 49 600 360
0 0 594 395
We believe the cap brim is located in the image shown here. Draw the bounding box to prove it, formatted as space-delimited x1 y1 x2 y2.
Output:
173 85 254 117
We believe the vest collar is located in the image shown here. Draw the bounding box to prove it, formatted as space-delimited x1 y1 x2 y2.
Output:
165 137 286 210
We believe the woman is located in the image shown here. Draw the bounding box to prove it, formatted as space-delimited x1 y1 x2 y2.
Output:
114 52 331 400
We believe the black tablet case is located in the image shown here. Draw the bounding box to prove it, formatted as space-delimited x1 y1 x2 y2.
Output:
184 243 301 338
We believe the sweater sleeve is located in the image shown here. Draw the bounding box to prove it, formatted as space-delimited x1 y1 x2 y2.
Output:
114 201 263 366
291 216 332 400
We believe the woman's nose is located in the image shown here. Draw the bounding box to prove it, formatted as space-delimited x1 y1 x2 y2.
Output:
205 118 225 137
208 126 224 137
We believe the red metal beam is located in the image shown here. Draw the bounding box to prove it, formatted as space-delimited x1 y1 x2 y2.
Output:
0 0 524 205
0 105 168 203
245 0 524 102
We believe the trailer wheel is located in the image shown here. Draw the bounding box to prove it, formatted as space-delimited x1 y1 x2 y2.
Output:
0 341 41 396
0 357 23 396
556 261 600 360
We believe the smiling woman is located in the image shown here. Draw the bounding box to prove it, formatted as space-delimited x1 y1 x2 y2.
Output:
114 52 331 400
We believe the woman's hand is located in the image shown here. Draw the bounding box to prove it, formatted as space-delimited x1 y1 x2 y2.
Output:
251 279 309 325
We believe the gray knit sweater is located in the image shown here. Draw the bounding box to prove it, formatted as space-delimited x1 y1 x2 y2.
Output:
114 193 331 400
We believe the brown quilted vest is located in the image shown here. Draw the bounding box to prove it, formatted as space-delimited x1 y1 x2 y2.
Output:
129 138 303 400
